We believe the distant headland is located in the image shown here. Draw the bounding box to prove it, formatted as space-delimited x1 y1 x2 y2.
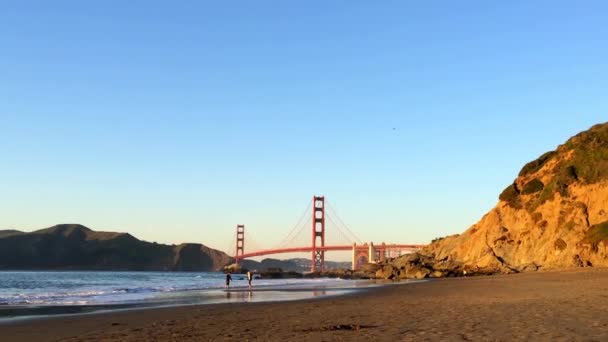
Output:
0 224 231 271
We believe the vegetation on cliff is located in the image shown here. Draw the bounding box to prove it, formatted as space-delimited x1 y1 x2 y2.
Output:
501 123 608 211
378 122 608 279
583 221 608 246
518 151 557 177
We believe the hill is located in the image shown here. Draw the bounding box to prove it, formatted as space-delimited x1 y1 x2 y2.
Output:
0 224 231 271
0 230 25 238
241 258 351 273
378 122 608 279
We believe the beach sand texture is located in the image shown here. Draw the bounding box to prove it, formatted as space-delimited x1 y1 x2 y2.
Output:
3 268 608 341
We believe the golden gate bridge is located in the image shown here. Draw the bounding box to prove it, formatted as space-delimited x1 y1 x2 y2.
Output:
230 196 425 272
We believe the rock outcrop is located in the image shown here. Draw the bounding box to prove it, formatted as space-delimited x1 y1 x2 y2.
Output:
0 224 231 271
380 122 608 278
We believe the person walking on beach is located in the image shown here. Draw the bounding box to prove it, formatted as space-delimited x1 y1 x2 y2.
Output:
247 271 253 289
225 272 232 289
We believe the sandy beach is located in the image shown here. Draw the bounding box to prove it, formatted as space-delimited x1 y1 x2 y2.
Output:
2 268 608 341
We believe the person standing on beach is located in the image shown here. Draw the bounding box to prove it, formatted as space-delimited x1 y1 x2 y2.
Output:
225 272 232 289
247 271 253 289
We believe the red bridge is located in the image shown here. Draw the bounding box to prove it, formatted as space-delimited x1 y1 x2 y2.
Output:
232 196 425 272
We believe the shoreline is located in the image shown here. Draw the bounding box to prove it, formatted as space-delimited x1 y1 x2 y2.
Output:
3 268 608 341
0 279 412 323
0 271 374 310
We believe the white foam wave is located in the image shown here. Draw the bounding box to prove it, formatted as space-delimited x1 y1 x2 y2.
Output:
0 272 347 306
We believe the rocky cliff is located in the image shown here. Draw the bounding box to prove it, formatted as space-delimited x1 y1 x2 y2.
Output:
378 122 608 279
0 224 231 271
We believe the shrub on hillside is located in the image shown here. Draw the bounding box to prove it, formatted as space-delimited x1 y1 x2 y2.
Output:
499 183 522 209
431 237 445 244
583 220 608 246
552 165 577 196
554 238 567 251
521 178 544 194
528 165 578 211
564 123 608 184
564 221 575 231
518 151 556 177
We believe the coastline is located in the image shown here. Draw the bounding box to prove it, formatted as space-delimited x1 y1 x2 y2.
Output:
3 268 608 341
0 278 401 322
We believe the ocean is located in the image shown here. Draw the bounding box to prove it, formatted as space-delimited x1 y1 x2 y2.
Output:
0 271 369 319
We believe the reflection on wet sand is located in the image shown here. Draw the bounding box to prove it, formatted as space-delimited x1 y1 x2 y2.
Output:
312 290 326 297
223 289 256 302
215 279 426 306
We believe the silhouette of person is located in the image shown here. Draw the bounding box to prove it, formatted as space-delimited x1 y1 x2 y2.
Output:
225 272 232 289
247 271 253 289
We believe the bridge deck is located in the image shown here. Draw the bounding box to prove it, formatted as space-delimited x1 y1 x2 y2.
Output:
237 244 424 259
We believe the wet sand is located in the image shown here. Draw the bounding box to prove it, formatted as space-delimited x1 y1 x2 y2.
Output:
2 268 608 341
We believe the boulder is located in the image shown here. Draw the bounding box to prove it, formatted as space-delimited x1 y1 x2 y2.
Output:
375 265 398 279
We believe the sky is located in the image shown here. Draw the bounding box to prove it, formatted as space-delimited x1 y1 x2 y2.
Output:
1 1 607 259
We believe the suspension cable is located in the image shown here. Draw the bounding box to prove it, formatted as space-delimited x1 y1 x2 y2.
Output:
326 200 362 244
326 214 354 245
276 200 313 248
282 215 311 247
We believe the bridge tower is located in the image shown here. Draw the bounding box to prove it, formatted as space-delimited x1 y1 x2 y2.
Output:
311 196 325 272
235 224 245 265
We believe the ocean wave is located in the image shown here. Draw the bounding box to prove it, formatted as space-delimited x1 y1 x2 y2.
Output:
0 272 349 306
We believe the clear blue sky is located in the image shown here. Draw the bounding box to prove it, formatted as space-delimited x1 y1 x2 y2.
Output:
1 1 606 257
